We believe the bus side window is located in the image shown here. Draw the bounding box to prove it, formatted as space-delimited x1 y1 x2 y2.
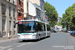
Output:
38 23 42 31
47 25 50 31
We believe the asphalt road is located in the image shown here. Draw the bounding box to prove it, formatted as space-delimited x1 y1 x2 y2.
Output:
0 32 75 50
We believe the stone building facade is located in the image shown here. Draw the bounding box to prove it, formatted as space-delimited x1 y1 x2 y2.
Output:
29 0 45 21
0 0 17 38
24 0 45 21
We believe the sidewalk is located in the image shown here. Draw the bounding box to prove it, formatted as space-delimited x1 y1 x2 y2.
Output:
0 37 17 43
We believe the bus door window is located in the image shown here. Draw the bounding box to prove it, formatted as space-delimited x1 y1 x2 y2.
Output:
44 25 46 31
36 23 38 31
42 25 44 31
47 25 50 31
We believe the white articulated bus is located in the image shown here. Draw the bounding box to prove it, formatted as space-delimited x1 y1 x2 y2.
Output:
15 19 51 41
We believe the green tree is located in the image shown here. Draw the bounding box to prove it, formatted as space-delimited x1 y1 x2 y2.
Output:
71 3 75 24
61 3 75 29
45 2 58 26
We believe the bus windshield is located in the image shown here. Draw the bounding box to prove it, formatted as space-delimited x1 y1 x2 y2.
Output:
18 21 35 33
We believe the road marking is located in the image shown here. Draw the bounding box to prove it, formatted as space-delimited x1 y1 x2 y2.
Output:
0 46 3 48
1 46 11 50
17 42 31 47
8 48 13 50
17 43 26 47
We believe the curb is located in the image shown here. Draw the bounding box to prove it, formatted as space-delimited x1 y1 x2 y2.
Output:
0 38 17 43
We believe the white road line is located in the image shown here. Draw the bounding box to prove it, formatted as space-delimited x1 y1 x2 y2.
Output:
8 48 13 50
17 43 26 47
17 42 31 47
1 46 11 50
0 46 3 48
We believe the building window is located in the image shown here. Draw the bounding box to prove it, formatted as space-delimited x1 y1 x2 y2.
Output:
13 9 15 17
19 0 21 5
9 0 10 2
36 9 40 17
40 0 44 9
13 31 15 35
9 7 11 16
13 21 16 35
1 4 6 15
18 13 21 16
9 31 11 35
13 0 14 4
9 21 11 35
14 21 15 28
9 21 11 30
27 2 28 11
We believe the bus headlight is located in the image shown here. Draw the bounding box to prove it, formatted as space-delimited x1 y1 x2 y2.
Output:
18 35 20 37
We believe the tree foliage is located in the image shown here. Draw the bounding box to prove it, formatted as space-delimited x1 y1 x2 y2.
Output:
61 3 75 28
45 2 58 26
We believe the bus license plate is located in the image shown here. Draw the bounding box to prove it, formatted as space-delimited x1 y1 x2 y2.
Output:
24 36 29 38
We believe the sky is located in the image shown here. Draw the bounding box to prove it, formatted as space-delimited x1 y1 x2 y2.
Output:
44 0 75 17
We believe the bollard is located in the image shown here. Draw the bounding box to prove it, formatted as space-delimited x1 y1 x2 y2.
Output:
8 33 10 39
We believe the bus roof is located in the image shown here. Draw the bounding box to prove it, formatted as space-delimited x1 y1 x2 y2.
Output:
19 19 45 23
18 19 49 24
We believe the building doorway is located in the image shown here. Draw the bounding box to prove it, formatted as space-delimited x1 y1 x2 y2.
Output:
2 17 6 37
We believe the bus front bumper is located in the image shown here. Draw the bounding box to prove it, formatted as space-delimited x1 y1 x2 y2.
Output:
18 35 38 41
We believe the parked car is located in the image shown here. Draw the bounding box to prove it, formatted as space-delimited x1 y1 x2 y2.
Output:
68 31 72 33
70 31 75 36
51 29 57 33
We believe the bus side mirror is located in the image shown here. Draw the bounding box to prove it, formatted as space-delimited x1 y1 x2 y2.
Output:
14 22 18 28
